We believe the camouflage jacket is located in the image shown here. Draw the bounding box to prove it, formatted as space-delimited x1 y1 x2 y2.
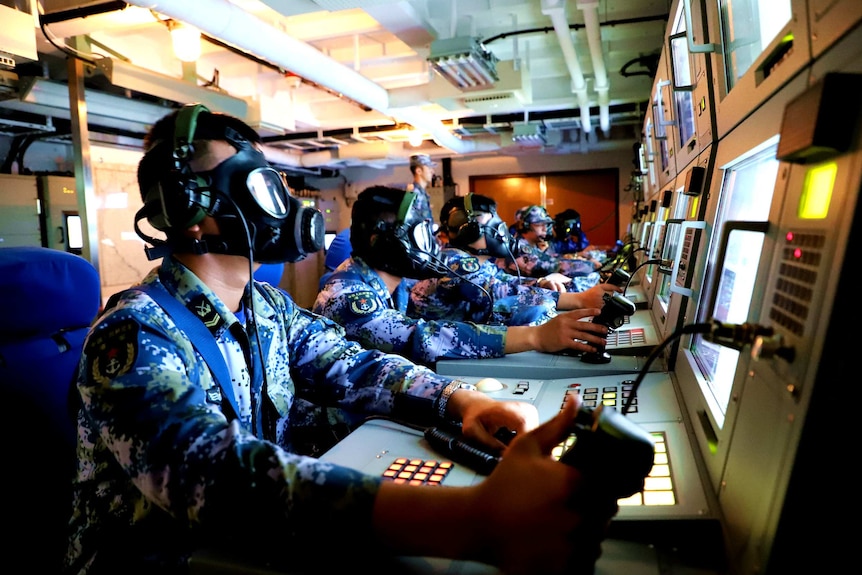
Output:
409 247 560 326
501 238 598 278
313 257 508 367
67 256 454 574
499 242 602 292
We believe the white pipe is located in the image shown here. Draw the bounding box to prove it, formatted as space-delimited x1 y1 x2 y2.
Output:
578 0 610 133
540 0 592 133
123 0 481 154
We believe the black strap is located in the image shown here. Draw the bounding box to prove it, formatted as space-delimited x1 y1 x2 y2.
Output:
138 282 240 419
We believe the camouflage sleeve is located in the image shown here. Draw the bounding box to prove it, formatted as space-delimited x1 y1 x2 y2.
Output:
77 293 381 553
313 274 507 366
503 246 561 278
556 257 598 277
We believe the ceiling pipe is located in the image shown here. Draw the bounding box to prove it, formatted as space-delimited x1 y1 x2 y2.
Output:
578 0 610 133
121 0 484 155
540 0 592 133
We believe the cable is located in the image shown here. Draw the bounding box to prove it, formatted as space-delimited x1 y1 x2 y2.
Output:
620 320 777 415
619 255 662 297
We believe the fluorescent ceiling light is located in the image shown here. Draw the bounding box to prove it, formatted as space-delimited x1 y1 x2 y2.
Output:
512 122 547 145
0 77 173 132
428 37 499 91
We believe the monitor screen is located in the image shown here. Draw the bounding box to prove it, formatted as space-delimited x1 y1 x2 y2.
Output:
65 213 83 253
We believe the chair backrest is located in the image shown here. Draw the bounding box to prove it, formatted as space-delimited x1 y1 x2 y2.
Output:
253 262 285 286
0 246 101 573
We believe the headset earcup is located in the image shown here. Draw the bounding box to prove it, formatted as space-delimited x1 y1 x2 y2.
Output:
457 220 481 244
159 104 210 230
157 176 209 230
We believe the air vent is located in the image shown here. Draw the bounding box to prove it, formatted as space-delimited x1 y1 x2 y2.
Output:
768 230 825 336
462 92 519 113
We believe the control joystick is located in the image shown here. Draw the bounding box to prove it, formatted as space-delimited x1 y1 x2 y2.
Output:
604 267 631 287
580 292 636 364
558 405 655 574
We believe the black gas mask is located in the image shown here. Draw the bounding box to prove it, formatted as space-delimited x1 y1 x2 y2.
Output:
199 142 324 263
135 104 324 263
352 188 448 280
444 194 522 259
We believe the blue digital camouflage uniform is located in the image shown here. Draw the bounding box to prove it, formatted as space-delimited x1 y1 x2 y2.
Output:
500 241 602 292
313 256 509 367
410 247 561 326
67 256 457 573
408 182 433 222
554 233 590 255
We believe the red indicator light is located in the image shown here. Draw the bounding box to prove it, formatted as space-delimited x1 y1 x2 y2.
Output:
786 231 794 242
793 248 802 259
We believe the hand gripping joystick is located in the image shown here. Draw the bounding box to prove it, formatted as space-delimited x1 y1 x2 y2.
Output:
581 292 637 364
559 405 655 574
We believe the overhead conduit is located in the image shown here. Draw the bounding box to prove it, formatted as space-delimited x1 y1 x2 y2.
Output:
540 0 612 135
122 0 494 158
579 0 610 133
541 0 591 133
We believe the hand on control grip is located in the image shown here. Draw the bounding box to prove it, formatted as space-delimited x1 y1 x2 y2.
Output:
580 293 636 364
559 405 655 574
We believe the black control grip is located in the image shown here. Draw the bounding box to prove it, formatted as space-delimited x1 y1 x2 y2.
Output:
604 268 631 287
424 427 501 475
559 406 654 498
558 405 655 575
581 293 637 364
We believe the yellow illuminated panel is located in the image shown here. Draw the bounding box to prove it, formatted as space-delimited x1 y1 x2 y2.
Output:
689 196 700 219
798 162 837 219
552 430 676 508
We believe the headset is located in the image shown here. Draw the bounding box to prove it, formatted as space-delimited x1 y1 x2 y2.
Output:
143 103 215 232
373 191 439 261
445 193 484 244
355 187 446 279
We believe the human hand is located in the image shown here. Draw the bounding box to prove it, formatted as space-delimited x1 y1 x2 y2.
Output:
577 283 622 309
533 308 608 354
453 392 539 452
468 395 611 574
537 273 571 293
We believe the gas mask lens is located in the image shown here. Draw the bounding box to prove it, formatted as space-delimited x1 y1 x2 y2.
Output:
411 220 438 253
248 167 289 218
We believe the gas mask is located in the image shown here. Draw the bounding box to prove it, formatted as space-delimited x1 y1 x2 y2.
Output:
200 142 324 263
477 214 523 259
353 188 448 280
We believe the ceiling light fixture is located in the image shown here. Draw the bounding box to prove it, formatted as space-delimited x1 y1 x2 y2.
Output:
512 122 547 146
428 37 499 91
408 130 423 147
169 21 202 63
93 57 248 118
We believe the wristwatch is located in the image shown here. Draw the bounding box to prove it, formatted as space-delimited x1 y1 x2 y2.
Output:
436 380 477 420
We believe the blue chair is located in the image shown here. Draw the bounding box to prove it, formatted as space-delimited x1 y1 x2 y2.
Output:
0 247 101 573
254 262 285 286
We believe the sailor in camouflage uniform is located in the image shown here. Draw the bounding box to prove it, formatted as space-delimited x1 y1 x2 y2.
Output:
314 186 612 366
410 194 620 326
406 153 436 221
502 204 602 291
66 108 604 574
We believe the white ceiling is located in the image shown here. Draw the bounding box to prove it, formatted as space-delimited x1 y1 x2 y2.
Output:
2 0 671 174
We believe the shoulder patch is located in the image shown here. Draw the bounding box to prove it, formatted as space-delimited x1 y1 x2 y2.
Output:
455 256 480 274
89 319 139 384
346 291 380 315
